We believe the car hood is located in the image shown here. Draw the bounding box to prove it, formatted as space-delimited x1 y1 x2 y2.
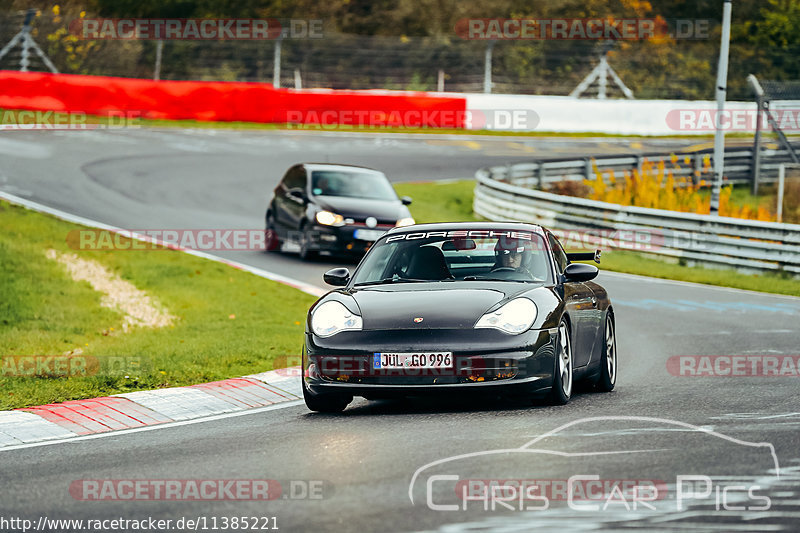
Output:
314 195 407 221
350 283 541 330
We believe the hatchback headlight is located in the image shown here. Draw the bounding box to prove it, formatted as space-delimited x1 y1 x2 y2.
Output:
311 301 363 337
475 298 537 334
316 211 345 227
395 217 415 227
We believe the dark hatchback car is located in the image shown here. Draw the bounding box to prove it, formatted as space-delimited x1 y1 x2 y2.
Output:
265 163 414 259
302 222 616 413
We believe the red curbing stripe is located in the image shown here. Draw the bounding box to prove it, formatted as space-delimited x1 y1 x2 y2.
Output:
16 407 94 436
96 396 173 426
20 397 173 435
9 376 298 443
191 378 291 408
22 404 113 435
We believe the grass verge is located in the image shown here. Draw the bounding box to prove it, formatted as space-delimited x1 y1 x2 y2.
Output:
394 180 800 298
0 200 316 410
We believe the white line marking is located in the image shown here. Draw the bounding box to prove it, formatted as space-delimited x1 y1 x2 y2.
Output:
0 400 304 453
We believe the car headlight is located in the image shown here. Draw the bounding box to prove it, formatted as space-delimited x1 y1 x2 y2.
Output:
311 300 363 337
475 298 537 334
395 217 415 228
316 211 345 227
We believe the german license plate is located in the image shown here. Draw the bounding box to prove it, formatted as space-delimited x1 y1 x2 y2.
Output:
373 352 453 370
354 229 384 241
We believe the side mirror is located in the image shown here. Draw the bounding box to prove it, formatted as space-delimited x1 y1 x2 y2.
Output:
401 196 413 206
323 267 350 286
566 249 601 264
563 263 598 283
288 188 307 203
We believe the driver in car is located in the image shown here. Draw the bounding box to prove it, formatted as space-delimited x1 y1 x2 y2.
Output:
491 237 536 279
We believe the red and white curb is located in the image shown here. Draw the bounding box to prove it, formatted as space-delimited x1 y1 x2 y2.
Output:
0 368 302 447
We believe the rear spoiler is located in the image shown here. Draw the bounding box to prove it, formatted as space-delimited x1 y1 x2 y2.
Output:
567 249 601 264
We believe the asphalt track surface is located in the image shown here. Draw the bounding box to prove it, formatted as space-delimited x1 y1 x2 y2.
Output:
1 129 799 532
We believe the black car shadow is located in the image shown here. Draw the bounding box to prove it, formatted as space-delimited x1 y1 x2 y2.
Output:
301 389 602 418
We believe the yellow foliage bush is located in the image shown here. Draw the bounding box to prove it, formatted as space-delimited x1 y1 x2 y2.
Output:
583 157 775 222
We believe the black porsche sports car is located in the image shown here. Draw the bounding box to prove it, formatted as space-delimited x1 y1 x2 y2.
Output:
301 222 616 412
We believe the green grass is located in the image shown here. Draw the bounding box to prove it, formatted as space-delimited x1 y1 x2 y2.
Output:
394 180 480 224
0 201 316 410
394 180 800 298
598 250 800 296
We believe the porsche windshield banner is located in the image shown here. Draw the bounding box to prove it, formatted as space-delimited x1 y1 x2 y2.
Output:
385 230 539 243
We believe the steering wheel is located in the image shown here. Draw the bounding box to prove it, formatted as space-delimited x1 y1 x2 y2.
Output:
490 267 515 272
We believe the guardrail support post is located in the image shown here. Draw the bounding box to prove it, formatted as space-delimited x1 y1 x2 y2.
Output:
693 153 702 186
777 164 785 223
585 158 593 181
537 162 545 190
751 95 764 195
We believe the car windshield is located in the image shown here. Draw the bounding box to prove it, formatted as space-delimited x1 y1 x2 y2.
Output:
310 170 398 201
352 230 553 285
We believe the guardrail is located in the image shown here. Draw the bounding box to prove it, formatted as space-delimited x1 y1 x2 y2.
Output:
474 166 800 275
485 143 800 189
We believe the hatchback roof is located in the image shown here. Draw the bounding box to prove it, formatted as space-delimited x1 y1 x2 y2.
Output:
384 221 546 235
301 163 383 174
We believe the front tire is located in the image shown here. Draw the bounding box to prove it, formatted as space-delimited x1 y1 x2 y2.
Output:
299 227 317 261
594 313 617 392
303 382 351 413
265 213 281 252
548 318 573 405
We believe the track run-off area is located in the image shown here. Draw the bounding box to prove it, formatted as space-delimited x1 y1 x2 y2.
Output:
1 129 798 532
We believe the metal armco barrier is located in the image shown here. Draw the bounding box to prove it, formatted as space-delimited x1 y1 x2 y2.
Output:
485 143 800 189
474 168 800 275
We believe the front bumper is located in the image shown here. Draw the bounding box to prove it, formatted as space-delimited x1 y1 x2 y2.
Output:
306 224 393 256
303 327 558 397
